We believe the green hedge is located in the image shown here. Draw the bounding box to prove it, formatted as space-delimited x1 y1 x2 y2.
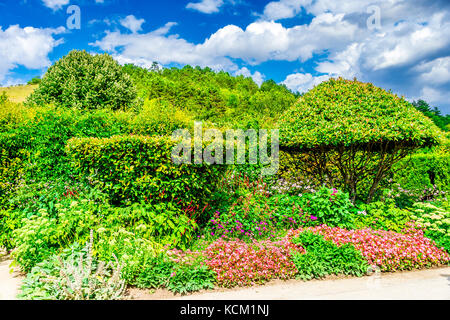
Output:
0 132 31 205
66 135 224 206
393 151 450 195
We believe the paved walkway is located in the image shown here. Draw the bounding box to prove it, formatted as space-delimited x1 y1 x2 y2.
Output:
1 251 449 300
0 255 22 300
174 267 450 300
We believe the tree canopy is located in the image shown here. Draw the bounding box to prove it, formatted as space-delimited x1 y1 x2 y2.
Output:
278 78 444 202
27 50 137 110
123 64 298 128
279 78 441 151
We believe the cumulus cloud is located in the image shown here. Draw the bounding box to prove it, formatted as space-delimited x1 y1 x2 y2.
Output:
415 57 450 86
120 15 145 33
281 73 329 93
235 67 265 86
0 25 64 84
41 0 70 11
90 0 450 113
93 14 357 73
186 0 224 14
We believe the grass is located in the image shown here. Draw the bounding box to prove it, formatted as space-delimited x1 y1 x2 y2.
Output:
0 84 37 103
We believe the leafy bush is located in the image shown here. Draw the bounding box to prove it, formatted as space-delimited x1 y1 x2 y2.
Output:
291 232 369 280
27 50 137 110
354 199 414 233
0 131 31 205
11 201 98 272
300 187 356 228
99 203 199 249
205 192 318 240
279 77 442 202
0 209 24 250
66 135 224 206
410 202 450 253
135 253 216 294
19 239 126 300
131 98 194 136
95 229 161 284
392 150 449 201
303 225 449 271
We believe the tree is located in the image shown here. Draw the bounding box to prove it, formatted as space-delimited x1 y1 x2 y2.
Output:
27 77 41 85
412 99 450 132
27 50 137 110
279 78 443 202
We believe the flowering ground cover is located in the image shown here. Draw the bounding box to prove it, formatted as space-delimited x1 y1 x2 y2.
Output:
203 236 304 287
299 225 450 271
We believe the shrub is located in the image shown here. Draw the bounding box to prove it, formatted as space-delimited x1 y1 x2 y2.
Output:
204 236 303 287
66 135 224 206
134 252 215 294
99 203 199 249
19 239 126 300
279 78 443 202
291 232 369 280
95 229 161 284
11 201 98 272
392 150 449 201
205 192 318 240
354 199 414 233
300 187 356 229
302 225 449 271
410 202 450 253
0 132 30 206
0 209 24 250
27 50 137 110
131 98 194 136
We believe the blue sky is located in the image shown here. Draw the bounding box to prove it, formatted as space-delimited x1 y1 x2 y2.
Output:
0 0 449 114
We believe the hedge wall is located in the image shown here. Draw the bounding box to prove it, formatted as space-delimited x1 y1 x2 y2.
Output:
66 135 224 206
393 151 450 196
0 132 31 205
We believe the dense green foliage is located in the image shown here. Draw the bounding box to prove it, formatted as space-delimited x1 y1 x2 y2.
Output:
392 149 450 200
1 52 449 300
279 78 441 149
412 100 450 132
291 232 369 280
19 241 125 300
66 135 224 206
354 199 414 233
278 78 443 202
124 64 298 127
28 50 137 110
410 202 450 253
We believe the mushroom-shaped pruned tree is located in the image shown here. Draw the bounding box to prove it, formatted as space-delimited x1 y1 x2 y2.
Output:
278 77 443 202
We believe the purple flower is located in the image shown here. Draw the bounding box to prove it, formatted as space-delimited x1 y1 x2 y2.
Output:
311 215 318 221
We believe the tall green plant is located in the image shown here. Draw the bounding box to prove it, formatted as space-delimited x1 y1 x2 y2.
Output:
279 78 443 202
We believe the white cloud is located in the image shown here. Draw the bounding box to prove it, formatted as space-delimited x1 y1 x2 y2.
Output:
186 0 224 14
262 0 311 20
282 73 329 93
41 0 69 10
91 0 450 113
120 15 145 34
0 25 64 84
415 57 450 85
235 67 265 86
93 14 357 75
416 86 450 106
